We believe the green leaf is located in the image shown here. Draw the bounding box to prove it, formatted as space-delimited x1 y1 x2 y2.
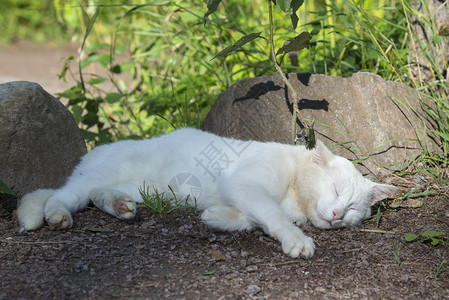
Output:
82 130 97 142
277 0 293 13
111 65 122 74
430 238 441 246
276 0 304 28
204 270 216 275
211 32 262 60
81 7 100 53
58 84 83 101
204 0 222 24
290 0 304 29
58 55 75 81
85 42 108 52
105 93 123 103
405 232 418 242
70 104 84 125
421 231 445 238
97 53 111 68
276 31 312 56
87 77 107 85
79 6 100 90
111 61 135 74
0 179 15 195
87 227 109 232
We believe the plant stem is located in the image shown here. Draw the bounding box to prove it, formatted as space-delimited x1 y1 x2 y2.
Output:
268 0 310 145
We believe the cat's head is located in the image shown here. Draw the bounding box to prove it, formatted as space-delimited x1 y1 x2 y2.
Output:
306 140 398 230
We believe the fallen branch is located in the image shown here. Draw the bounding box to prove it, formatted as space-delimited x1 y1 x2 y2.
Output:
1 239 74 244
360 229 396 234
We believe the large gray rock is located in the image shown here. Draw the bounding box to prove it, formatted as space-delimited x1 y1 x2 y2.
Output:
0 81 87 197
203 72 438 177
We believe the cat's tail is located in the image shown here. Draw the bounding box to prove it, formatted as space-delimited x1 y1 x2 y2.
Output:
17 189 55 232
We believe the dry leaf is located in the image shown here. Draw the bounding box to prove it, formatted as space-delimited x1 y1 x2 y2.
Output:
404 199 424 208
208 249 227 261
390 199 424 208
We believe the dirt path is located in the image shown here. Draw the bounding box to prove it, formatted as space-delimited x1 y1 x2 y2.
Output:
0 41 78 96
1 177 448 299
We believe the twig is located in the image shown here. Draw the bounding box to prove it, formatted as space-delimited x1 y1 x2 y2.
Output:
231 232 243 250
259 259 303 267
359 229 396 234
268 0 310 145
341 248 363 253
437 218 449 226
1 239 74 244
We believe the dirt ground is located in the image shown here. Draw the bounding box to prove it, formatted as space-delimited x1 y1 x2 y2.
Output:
1 176 448 299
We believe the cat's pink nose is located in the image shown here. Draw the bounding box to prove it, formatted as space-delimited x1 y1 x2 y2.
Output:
332 210 343 221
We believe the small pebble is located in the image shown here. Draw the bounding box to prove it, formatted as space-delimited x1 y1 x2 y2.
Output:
245 284 261 294
413 175 426 183
140 220 156 229
240 251 249 258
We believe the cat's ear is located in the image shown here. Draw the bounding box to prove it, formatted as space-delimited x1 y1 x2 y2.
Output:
312 140 334 167
369 183 398 205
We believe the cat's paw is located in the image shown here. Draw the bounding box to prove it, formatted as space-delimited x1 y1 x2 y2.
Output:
113 197 136 220
45 210 73 230
201 205 252 231
280 231 315 259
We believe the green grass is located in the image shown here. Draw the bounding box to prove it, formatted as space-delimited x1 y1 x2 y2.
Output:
139 183 197 215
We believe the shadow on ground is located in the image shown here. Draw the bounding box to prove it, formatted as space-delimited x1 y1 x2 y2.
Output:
1 177 448 299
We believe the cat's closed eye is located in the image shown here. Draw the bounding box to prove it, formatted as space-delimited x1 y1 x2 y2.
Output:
333 184 339 197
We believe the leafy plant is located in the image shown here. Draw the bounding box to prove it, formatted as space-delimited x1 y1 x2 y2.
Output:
205 0 315 147
405 230 448 246
139 183 196 215
57 1 278 148
394 243 403 267
0 179 15 196
433 259 448 285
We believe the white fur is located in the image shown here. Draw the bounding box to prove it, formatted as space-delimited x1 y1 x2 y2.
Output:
17 128 398 258
17 189 55 232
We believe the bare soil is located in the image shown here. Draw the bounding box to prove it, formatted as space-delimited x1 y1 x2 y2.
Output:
1 177 448 299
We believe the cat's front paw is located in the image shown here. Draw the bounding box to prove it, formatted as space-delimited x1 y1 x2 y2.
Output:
45 210 73 230
280 231 315 259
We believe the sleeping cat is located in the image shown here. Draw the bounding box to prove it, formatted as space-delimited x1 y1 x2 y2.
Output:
17 128 397 258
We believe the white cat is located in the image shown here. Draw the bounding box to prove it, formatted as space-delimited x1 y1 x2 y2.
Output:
17 128 397 258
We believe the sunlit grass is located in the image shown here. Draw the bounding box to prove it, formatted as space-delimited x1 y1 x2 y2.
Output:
139 183 197 215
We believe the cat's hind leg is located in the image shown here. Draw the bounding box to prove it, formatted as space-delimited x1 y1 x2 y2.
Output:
44 191 86 230
18 189 56 232
201 205 253 231
89 187 137 220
